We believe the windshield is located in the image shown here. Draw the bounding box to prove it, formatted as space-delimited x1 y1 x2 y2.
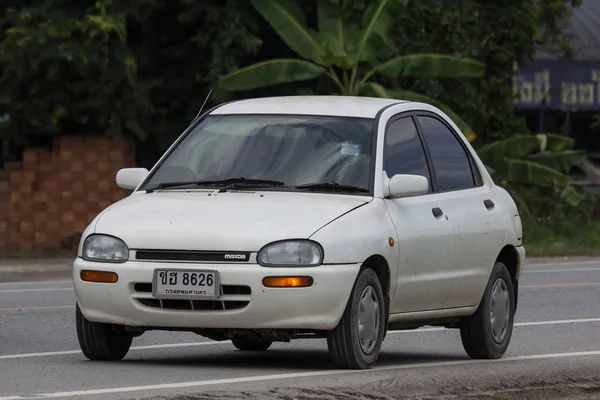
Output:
140 114 375 193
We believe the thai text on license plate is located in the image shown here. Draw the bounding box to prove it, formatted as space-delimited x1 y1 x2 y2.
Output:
152 269 219 300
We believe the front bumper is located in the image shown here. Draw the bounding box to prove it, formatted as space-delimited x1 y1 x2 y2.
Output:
72 258 361 330
515 245 526 280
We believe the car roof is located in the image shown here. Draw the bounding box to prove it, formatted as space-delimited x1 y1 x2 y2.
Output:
209 96 410 119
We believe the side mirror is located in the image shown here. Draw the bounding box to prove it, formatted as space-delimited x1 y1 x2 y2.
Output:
116 168 149 190
386 174 429 198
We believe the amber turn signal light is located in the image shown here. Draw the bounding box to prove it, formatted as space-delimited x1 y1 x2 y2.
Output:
80 270 119 283
262 276 313 288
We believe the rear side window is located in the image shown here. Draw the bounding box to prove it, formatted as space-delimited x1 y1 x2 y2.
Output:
417 115 476 192
383 116 432 193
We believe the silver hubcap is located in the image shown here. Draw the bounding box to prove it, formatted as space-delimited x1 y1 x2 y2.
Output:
357 285 380 354
490 278 510 343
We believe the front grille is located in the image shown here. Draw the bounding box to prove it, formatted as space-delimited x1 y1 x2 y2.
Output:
136 298 249 311
135 250 251 262
133 282 251 295
132 282 251 311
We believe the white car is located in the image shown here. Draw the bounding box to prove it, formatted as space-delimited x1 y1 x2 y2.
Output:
73 95 525 369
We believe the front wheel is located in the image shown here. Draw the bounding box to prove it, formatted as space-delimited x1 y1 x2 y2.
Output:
459 261 516 359
76 303 133 361
326 268 386 369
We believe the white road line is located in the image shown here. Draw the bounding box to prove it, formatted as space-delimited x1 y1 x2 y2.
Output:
388 317 600 333
1 317 599 361
525 260 600 268
0 341 227 360
0 288 73 293
517 317 600 326
523 267 600 274
0 280 71 287
2 349 600 400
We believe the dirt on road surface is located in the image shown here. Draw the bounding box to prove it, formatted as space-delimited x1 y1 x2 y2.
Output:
150 385 600 400
148 374 600 400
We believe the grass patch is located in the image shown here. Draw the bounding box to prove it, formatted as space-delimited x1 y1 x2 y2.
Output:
522 218 600 257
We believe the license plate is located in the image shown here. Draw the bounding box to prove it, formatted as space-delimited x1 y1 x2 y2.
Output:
152 269 220 300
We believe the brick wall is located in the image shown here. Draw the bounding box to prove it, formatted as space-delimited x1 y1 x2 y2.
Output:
0 134 136 254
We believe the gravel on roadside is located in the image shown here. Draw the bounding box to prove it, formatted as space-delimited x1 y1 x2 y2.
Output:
145 381 600 400
141 360 600 400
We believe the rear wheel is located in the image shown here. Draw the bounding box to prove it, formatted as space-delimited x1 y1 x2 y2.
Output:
326 268 386 369
231 337 273 351
76 303 133 361
459 261 515 359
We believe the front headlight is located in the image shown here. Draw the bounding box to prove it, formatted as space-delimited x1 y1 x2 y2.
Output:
257 240 323 267
82 234 129 263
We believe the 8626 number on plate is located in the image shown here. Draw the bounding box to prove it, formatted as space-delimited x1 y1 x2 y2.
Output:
153 269 219 299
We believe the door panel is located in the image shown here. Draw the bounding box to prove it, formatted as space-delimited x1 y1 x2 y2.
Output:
442 187 507 307
380 114 455 313
415 113 505 309
386 196 455 312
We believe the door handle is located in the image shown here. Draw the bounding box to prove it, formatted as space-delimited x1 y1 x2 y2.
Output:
484 199 495 209
432 207 443 217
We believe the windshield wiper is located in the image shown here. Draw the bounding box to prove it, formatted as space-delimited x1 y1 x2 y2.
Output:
216 178 287 192
146 178 285 193
295 182 369 193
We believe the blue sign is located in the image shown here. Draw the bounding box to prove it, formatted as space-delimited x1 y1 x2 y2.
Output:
513 60 600 110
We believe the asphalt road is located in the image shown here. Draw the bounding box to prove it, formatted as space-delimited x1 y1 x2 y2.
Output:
1 260 600 399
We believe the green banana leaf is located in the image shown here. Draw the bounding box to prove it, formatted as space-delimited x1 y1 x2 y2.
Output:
317 1 346 48
496 159 585 206
527 150 587 174
344 23 383 65
559 184 586 207
313 32 352 68
478 133 586 207
251 0 323 64
359 82 477 142
219 59 326 91
372 54 485 79
352 0 405 61
497 158 569 189
535 133 576 152
477 135 541 165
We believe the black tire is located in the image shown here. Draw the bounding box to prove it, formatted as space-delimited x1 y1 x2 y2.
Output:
326 268 386 369
76 303 133 361
231 337 273 351
459 261 516 359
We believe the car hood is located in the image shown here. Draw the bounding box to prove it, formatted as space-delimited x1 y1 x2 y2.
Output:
93 190 371 251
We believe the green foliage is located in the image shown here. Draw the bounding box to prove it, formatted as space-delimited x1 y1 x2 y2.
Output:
219 0 484 142
377 1 536 145
533 0 583 59
346 0 581 145
0 0 143 141
477 133 587 223
0 0 263 149
518 181 600 257
0 0 582 156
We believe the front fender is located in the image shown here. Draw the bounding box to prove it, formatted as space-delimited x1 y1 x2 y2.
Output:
309 199 398 297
